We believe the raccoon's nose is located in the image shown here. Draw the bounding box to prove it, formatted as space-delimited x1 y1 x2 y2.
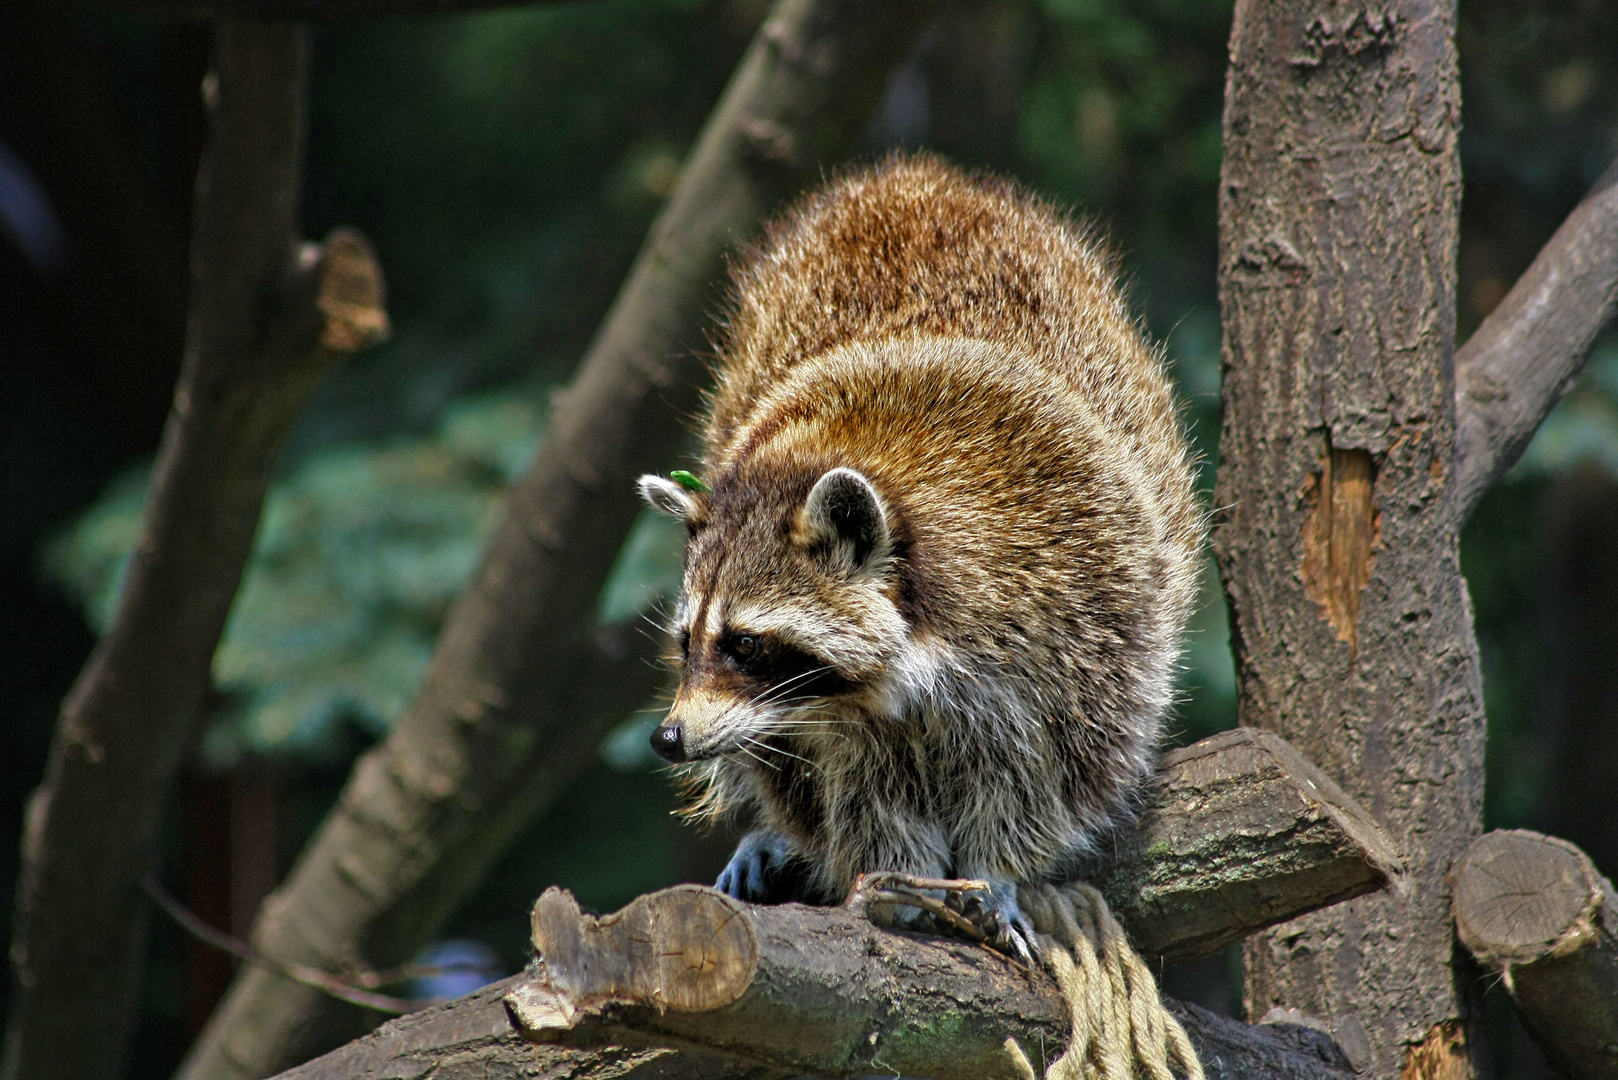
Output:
650 723 686 763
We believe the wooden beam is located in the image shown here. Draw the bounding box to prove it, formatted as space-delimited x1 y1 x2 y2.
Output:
509 887 1358 1080
275 905 1355 1080
1090 727 1402 961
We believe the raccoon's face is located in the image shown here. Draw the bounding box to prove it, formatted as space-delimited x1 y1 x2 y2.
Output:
636 465 907 762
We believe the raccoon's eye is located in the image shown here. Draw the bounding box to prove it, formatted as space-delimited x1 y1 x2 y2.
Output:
721 632 762 671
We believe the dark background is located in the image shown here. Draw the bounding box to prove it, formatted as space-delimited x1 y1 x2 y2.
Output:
2 0 1615 1075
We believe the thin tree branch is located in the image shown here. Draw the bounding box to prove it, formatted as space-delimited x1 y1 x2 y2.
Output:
1 23 386 1080
177 8 939 1076
144 876 509 1013
1454 153 1618 521
143 878 431 1014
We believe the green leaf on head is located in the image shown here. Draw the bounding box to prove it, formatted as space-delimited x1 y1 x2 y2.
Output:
670 470 710 494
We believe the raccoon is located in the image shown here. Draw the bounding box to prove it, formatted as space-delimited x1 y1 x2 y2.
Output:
638 155 1203 952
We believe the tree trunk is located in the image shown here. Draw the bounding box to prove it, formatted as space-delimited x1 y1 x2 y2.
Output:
2 24 386 1080
1215 2 1487 1077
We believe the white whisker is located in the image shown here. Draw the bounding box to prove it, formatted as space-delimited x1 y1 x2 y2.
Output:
734 741 780 772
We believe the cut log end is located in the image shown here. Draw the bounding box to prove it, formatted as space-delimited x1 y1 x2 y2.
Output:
314 227 390 353
523 885 760 1027
1453 830 1618 1080
1453 829 1603 965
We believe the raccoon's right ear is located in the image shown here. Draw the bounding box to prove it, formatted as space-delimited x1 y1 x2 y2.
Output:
801 467 891 573
638 475 703 521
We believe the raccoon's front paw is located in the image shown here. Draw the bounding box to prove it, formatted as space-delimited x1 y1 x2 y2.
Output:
715 831 803 903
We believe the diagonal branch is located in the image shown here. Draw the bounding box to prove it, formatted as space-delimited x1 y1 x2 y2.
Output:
1086 727 1402 962
1 23 387 1080
175 2 941 1077
1454 152 1618 521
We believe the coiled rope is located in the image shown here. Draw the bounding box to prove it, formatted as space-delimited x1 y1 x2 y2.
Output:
1005 882 1203 1080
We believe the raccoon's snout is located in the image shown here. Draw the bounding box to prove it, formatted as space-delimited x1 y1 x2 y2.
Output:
650 723 686 763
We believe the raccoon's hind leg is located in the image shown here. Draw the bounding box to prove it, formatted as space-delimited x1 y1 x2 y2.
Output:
714 830 816 903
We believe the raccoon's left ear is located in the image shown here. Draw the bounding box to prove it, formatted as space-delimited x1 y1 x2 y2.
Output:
801 467 891 572
638 474 703 521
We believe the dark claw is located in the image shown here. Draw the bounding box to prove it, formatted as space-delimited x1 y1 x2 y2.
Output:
996 911 1039 965
962 877 1041 963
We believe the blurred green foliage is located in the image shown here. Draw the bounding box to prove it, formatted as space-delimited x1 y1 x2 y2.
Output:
45 384 687 768
49 390 543 764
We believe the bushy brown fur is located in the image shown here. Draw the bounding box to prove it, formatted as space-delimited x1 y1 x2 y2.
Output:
640 154 1203 907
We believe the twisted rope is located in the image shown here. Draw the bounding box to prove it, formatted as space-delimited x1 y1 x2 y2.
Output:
1006 883 1203 1080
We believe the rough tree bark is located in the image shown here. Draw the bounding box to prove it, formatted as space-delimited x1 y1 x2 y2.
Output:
1215 2 1487 1077
287 871 1367 1080
1453 151 1618 522
1453 830 1618 1080
2 23 388 1080
176 2 939 1077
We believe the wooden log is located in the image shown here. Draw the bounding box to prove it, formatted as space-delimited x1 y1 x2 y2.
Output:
516 887 1343 1080
1092 727 1403 960
275 900 1354 1080
1453 830 1618 1080
272 975 790 1080
510 888 1357 1080
270 727 1389 1079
